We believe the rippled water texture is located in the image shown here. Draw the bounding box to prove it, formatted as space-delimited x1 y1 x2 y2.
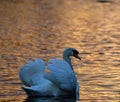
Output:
0 0 120 102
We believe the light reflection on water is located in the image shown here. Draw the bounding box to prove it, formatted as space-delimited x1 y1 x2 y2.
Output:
0 0 120 102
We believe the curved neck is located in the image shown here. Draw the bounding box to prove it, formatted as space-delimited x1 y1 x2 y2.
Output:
63 54 73 69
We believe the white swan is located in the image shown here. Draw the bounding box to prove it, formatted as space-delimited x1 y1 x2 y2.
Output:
19 48 81 98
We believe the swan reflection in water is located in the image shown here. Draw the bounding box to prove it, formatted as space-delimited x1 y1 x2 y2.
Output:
25 97 77 102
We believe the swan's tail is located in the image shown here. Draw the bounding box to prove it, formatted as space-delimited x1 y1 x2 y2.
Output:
21 85 42 97
19 58 45 86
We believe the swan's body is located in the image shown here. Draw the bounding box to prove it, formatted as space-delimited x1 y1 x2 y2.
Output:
19 48 80 98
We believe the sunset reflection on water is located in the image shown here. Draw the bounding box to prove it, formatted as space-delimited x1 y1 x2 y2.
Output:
0 0 120 102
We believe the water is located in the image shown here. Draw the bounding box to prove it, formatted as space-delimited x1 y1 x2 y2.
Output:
0 0 120 102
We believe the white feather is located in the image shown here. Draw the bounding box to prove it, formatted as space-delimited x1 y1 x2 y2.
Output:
47 59 76 91
19 58 45 86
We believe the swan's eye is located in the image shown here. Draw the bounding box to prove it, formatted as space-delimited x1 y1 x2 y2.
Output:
72 50 79 55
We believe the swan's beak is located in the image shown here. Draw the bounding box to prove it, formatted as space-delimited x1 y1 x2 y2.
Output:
74 54 81 60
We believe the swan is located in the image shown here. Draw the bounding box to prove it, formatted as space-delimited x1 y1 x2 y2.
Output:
19 48 81 98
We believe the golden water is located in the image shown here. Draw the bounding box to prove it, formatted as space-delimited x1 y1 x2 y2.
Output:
0 0 120 102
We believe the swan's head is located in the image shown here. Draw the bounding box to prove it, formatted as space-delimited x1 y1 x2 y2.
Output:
63 48 81 60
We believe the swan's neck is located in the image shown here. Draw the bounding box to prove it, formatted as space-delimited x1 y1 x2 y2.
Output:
63 51 77 90
63 54 73 69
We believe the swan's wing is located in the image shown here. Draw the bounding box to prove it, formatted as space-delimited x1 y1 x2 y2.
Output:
47 59 77 91
19 58 45 86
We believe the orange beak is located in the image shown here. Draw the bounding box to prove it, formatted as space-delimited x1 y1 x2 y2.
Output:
74 54 81 60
